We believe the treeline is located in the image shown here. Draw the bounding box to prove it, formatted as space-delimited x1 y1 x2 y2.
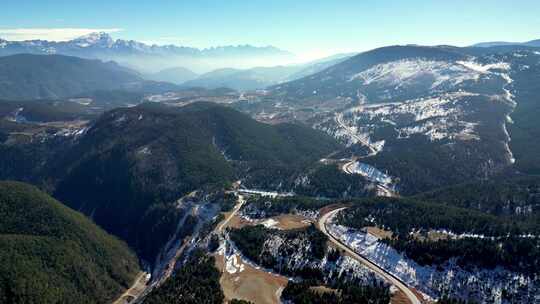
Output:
338 197 538 237
363 129 509 195
506 53 540 174
282 280 390 304
383 236 540 275
417 176 540 225
437 297 478 304
143 249 224 304
219 191 238 212
337 197 540 274
241 195 336 219
293 164 374 198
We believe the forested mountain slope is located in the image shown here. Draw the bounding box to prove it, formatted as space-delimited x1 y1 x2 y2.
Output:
0 101 341 262
0 181 140 304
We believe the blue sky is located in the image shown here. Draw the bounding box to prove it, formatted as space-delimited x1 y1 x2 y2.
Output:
2 0 540 60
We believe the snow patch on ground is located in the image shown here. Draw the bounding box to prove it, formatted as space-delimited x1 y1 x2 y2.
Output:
237 189 294 198
261 218 280 229
338 91 482 143
137 146 152 155
345 162 393 185
225 253 245 274
69 98 93 105
456 61 511 73
348 59 482 90
5 107 26 123
497 70 516 164
54 126 89 137
331 58 514 146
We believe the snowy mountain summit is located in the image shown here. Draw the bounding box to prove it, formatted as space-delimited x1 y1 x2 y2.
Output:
0 32 295 72
71 32 115 48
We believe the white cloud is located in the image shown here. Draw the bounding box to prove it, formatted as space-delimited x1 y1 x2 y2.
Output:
0 28 123 41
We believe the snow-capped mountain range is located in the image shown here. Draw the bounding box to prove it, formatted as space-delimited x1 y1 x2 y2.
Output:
0 32 295 72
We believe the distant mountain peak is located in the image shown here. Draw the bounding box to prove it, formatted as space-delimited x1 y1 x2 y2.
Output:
78 31 112 40
71 31 114 48
0 34 295 72
0 34 292 56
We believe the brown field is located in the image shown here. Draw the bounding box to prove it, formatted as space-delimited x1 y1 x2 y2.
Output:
225 213 312 230
309 285 339 295
411 288 432 304
271 214 313 230
225 214 252 229
366 226 393 239
214 252 288 304
391 289 412 304
426 231 452 241
411 230 452 242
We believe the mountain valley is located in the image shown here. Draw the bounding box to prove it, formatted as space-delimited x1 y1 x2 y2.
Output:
1 27 540 304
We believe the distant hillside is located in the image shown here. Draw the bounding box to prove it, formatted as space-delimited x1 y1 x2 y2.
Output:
0 181 140 304
0 54 141 100
527 39 540 47
0 99 99 122
147 67 199 84
0 54 179 100
270 45 469 101
182 54 353 91
69 89 146 110
472 38 540 48
183 66 301 90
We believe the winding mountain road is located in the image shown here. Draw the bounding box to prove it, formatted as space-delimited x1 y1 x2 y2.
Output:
318 208 421 304
342 160 397 197
217 194 245 232
335 112 378 156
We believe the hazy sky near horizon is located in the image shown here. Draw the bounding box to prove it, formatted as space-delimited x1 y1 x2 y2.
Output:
3 0 540 60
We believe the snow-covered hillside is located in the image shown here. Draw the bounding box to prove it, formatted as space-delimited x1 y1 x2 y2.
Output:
348 59 509 96
316 56 515 147
234 46 540 194
328 223 540 303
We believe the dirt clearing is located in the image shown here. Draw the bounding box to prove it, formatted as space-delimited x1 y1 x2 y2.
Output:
225 213 313 230
214 252 288 304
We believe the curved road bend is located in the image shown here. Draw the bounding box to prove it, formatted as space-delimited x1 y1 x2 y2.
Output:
341 160 397 197
318 208 422 304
